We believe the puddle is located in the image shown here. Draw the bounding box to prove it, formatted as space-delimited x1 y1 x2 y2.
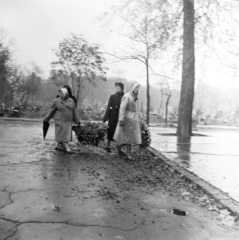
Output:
150 127 239 202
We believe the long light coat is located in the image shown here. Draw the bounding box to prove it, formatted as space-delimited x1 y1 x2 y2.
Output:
113 91 142 144
44 98 80 142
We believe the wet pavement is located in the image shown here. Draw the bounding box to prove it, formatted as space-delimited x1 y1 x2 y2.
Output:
150 127 239 202
1 121 239 239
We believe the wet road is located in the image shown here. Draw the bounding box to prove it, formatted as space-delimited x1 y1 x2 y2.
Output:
150 127 239 202
1 122 239 239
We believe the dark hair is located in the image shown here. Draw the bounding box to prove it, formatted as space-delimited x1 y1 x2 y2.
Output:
63 85 73 97
115 82 124 90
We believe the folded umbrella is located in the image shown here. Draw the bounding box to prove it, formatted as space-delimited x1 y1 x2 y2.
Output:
43 121 50 139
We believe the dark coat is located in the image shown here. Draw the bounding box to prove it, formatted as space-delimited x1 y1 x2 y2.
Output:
43 98 80 142
103 92 124 140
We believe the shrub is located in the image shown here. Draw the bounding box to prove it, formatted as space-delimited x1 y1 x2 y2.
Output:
72 122 108 146
140 120 151 148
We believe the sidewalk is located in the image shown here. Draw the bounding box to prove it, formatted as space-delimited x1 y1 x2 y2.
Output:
2 117 239 131
0 117 44 122
149 122 239 131
0 121 239 239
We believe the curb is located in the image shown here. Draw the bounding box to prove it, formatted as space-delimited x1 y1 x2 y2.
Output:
147 146 239 221
0 118 102 124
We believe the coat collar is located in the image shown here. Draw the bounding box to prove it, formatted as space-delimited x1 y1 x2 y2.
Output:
57 97 73 109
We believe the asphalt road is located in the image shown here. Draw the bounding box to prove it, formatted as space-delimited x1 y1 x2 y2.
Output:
0 122 239 240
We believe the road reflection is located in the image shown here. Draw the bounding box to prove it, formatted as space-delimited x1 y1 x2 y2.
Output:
150 127 239 201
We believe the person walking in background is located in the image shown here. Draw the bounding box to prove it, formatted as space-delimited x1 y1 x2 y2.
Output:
43 88 80 153
103 82 124 152
113 82 142 160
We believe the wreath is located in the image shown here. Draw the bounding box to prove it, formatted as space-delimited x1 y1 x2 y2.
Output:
140 120 151 148
72 122 108 146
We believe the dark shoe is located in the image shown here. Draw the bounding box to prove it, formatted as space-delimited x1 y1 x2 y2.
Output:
106 147 112 152
55 143 64 151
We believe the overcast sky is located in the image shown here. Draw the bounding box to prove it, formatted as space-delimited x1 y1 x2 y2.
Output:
0 0 113 75
0 0 238 88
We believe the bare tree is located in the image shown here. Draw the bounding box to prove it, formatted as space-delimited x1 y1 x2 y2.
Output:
164 82 171 125
102 0 239 133
158 82 164 114
101 0 179 124
177 0 195 137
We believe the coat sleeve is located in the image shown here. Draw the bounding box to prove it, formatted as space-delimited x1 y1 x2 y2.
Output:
103 95 113 121
71 96 77 108
43 99 57 122
118 95 128 122
72 101 80 124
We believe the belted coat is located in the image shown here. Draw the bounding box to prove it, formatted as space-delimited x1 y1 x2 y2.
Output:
43 97 80 142
103 92 124 140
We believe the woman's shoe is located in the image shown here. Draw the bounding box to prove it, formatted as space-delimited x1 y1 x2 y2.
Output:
126 155 133 160
64 143 71 153
106 147 112 152
116 145 126 156
55 142 63 150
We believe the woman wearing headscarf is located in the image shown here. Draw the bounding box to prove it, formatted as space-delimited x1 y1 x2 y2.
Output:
113 82 142 160
62 85 77 108
103 82 124 152
43 88 80 153
56 85 77 108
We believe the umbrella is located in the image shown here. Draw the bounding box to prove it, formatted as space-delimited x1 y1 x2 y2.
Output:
43 121 50 139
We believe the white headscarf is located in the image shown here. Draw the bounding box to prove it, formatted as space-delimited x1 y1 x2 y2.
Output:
130 82 140 95
59 88 68 98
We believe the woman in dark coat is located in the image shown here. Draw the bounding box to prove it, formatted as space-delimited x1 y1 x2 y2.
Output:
103 82 124 152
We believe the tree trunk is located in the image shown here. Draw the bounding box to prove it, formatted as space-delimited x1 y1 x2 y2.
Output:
146 59 150 125
20 94 26 105
70 72 76 96
165 94 171 125
159 84 163 114
24 93 30 107
76 84 80 108
177 0 195 137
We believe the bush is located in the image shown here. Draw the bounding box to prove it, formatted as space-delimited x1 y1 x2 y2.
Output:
25 109 49 118
72 120 151 148
140 120 151 148
72 122 108 146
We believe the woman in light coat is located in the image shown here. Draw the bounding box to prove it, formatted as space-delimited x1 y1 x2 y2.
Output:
113 82 142 159
43 88 80 153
